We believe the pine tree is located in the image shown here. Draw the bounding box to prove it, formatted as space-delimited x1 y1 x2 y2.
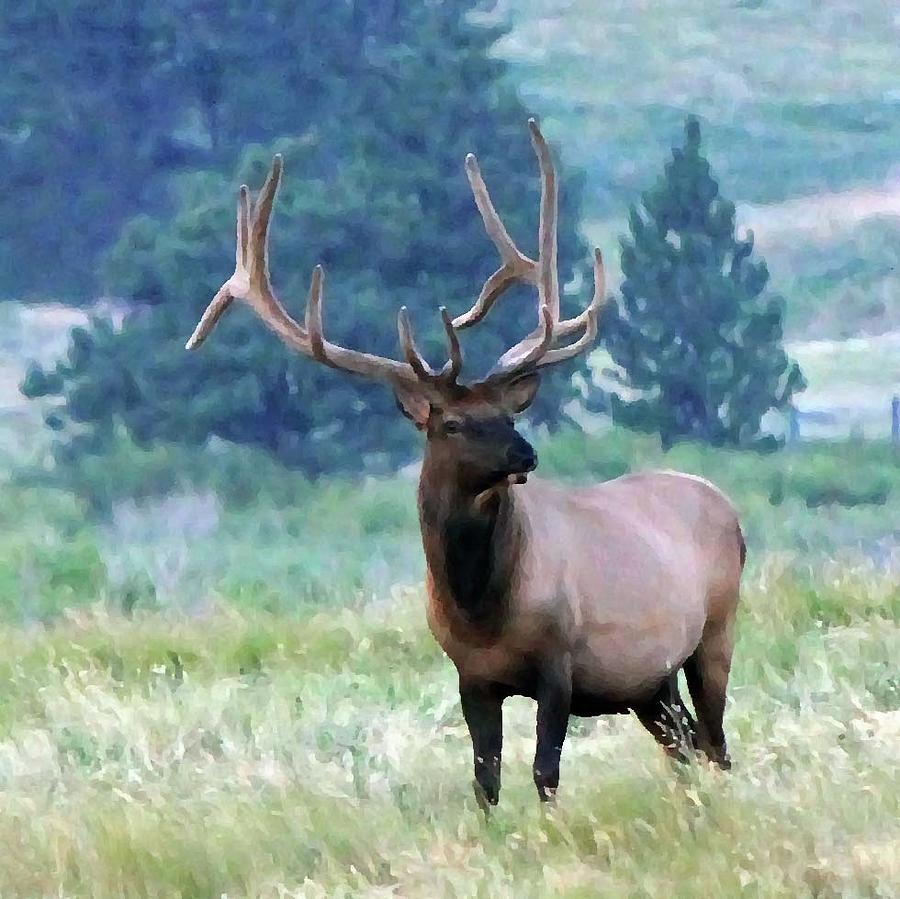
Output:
604 117 804 448
23 2 590 476
0 0 392 300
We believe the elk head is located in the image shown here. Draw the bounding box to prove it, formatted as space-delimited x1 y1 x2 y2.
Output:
186 119 606 496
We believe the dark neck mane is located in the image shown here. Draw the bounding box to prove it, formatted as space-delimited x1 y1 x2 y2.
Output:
419 476 519 630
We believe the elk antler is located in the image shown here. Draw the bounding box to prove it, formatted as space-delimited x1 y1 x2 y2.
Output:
186 120 604 398
459 119 606 387
185 154 461 393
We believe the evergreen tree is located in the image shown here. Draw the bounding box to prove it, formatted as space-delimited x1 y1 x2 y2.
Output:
604 117 804 448
23 2 590 476
0 1 178 297
0 1 396 300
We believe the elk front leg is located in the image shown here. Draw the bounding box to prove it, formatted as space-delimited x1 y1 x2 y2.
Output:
460 681 503 811
533 655 572 801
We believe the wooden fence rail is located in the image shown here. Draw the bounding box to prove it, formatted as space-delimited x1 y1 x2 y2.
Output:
788 395 900 445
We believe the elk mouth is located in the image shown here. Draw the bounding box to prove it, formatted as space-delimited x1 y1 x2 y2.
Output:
504 454 538 485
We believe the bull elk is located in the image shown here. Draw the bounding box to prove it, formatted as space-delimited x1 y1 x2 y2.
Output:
187 119 745 806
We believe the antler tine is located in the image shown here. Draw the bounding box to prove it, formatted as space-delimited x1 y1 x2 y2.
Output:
184 185 250 350
304 264 326 360
475 249 605 385
398 306 465 386
553 248 606 340
185 283 234 350
536 304 599 368
439 307 463 381
450 266 519 331
242 154 282 308
528 117 559 322
451 152 538 331
529 248 605 371
237 185 250 270
464 153 535 270
398 307 440 380
482 305 555 383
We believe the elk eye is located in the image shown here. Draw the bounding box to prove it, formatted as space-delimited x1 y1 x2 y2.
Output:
444 420 462 435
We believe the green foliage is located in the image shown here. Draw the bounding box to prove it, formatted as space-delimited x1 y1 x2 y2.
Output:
1 2 178 298
24 2 589 475
539 427 899 515
777 461 892 508
0 486 107 621
6 424 896 629
0 1 421 300
605 118 805 447
536 426 634 483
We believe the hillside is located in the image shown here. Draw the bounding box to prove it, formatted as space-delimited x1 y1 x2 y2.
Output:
501 0 900 338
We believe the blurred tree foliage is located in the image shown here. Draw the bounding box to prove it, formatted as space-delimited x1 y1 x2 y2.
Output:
604 118 805 448
0 1 426 299
22 1 591 475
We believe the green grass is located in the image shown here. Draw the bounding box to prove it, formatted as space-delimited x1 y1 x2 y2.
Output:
2 427 897 624
0 415 897 895
0 563 896 897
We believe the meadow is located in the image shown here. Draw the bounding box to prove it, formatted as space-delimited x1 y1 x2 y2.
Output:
2 1 899 894
0 422 897 897
498 1 900 342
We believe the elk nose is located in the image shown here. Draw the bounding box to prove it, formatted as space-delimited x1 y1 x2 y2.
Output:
507 446 538 472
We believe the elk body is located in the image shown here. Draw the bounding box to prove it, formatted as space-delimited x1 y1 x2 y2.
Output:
187 120 745 806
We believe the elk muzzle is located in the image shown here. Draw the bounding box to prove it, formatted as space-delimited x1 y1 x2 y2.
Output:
504 434 538 484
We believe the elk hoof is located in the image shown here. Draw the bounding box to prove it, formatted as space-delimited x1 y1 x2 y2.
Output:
472 779 498 814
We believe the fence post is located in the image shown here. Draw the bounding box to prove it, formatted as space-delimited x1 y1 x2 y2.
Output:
892 395 899 447
788 405 800 444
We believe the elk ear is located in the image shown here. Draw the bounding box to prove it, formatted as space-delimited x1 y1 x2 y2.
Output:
394 383 431 430
500 372 541 414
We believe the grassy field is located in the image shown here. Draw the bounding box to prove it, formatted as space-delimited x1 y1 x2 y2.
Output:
0 421 897 896
0 552 896 897
1 297 899 895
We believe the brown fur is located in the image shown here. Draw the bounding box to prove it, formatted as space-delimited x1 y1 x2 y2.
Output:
410 393 744 804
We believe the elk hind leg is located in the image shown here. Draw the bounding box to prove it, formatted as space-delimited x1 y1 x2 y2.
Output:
683 618 734 769
532 656 573 802
634 673 698 764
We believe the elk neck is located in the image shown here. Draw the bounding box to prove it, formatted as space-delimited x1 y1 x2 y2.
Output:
417 453 524 631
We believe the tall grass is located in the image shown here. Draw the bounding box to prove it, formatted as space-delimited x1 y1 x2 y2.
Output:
0 427 896 894
0 563 896 897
